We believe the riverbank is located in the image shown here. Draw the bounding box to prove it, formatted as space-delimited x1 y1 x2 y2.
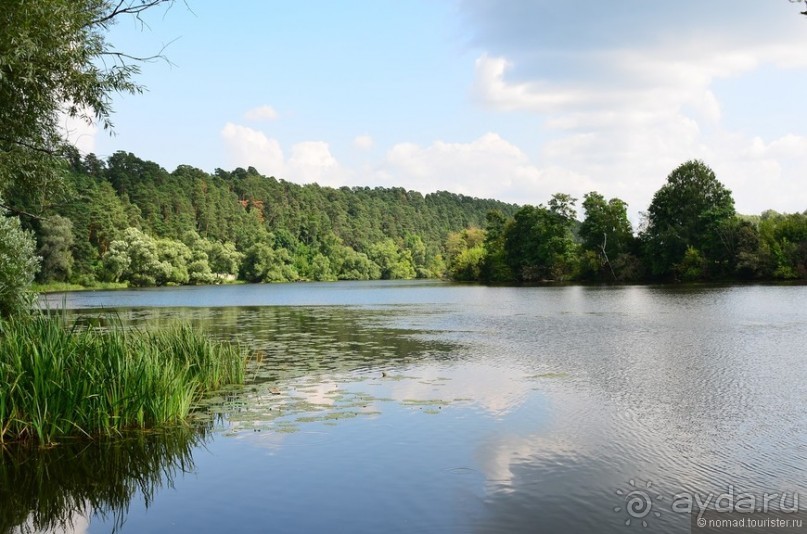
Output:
32 279 246 294
31 282 129 293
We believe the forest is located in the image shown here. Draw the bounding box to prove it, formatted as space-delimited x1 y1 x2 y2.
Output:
10 152 806 289
10 149 519 288
444 160 807 283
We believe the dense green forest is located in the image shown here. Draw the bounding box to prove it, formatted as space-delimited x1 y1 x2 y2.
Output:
12 150 519 287
444 160 807 283
13 154 806 289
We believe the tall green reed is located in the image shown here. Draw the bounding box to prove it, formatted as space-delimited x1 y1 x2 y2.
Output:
0 314 245 446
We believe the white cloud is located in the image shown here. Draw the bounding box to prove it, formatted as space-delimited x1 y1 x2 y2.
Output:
60 108 97 154
472 55 589 113
353 134 374 150
469 55 807 216
287 141 347 186
460 1 807 216
243 105 279 122
472 49 758 126
748 134 807 159
377 132 596 205
220 122 284 174
220 123 349 187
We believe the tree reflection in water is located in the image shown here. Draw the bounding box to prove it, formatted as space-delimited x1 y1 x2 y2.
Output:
0 426 207 533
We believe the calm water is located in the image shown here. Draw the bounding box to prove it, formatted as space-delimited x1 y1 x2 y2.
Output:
9 281 807 533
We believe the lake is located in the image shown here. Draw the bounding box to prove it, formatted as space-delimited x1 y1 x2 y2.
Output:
7 281 807 533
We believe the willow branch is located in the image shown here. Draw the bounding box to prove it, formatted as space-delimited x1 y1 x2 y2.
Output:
85 0 174 29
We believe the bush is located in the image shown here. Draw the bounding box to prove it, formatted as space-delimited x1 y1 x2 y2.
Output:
0 203 40 317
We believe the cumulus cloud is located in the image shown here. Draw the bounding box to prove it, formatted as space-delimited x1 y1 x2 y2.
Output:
243 105 279 122
60 107 98 154
353 134 374 150
287 141 343 185
461 0 807 216
472 55 589 113
376 132 596 205
220 122 284 174
220 122 349 187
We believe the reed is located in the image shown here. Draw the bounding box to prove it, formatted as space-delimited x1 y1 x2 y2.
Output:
0 315 245 446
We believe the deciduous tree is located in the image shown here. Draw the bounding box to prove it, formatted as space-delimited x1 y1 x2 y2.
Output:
0 200 39 316
642 160 735 279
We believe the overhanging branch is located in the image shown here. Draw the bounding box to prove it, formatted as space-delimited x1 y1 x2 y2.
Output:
0 137 57 156
0 202 43 221
85 0 174 30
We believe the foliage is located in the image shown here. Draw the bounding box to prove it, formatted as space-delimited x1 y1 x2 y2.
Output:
579 192 634 280
17 150 807 288
504 195 580 281
241 241 299 283
24 152 517 287
36 215 75 283
480 210 512 282
445 228 486 281
642 160 736 279
441 161 803 285
368 239 416 280
0 315 245 446
0 1 175 317
206 239 244 280
677 246 707 281
757 210 807 279
0 0 172 207
337 248 382 280
0 203 40 317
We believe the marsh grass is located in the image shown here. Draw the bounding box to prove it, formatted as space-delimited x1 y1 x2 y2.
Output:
30 281 128 293
0 314 245 446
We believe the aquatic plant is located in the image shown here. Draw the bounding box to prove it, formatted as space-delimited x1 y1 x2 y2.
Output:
0 315 245 446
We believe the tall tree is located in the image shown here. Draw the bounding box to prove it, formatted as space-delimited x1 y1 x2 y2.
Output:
505 195 580 282
0 0 173 313
0 0 173 207
642 160 735 279
480 210 512 282
579 192 634 280
0 200 40 316
37 215 76 282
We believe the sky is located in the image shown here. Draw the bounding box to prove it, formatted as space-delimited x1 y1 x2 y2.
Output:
70 0 807 222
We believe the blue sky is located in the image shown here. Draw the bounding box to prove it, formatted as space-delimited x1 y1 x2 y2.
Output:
69 0 807 220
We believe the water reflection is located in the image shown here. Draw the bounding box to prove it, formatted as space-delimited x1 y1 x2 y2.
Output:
0 428 206 534
83 306 458 379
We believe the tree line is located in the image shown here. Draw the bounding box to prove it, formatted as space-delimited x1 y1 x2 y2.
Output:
13 155 806 294
8 149 519 290
444 160 807 283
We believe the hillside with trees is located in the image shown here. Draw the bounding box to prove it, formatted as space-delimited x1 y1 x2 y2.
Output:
12 150 519 287
15 154 805 290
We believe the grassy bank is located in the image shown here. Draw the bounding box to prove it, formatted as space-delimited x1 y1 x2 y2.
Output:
32 279 246 294
0 315 245 446
31 281 129 293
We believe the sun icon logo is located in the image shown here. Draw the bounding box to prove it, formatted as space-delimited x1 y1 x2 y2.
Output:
613 479 663 528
